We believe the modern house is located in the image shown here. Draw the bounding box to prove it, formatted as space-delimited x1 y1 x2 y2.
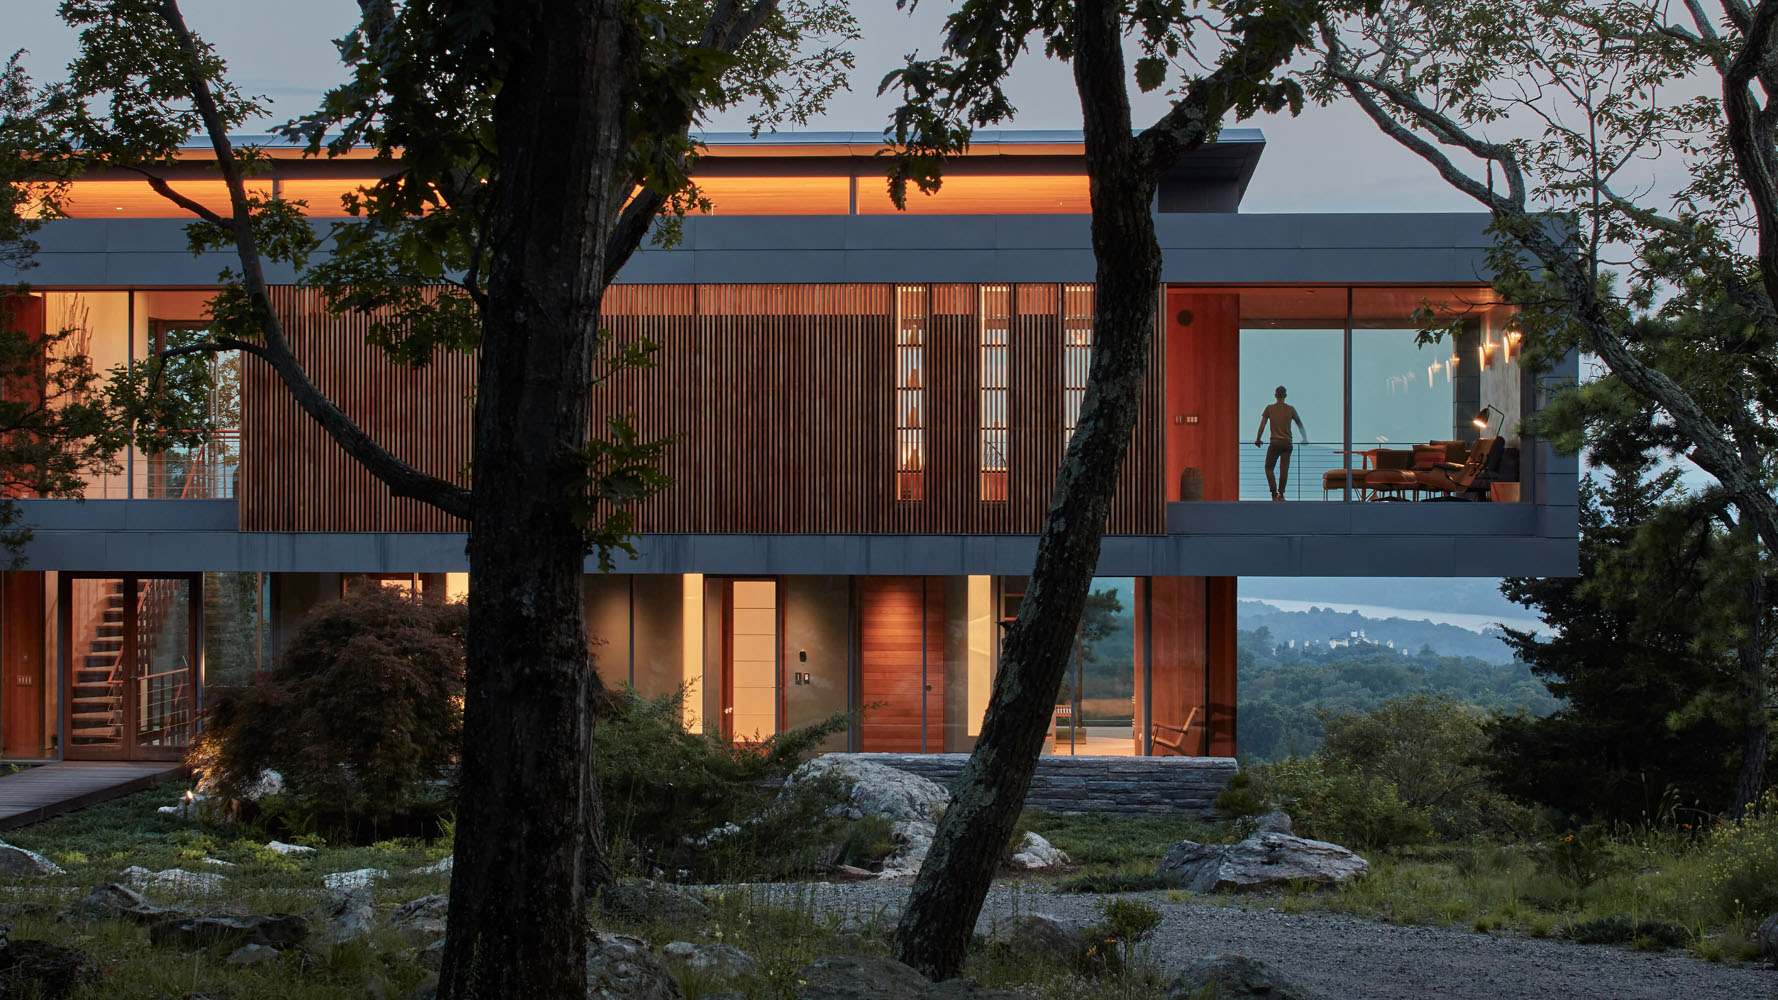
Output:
0 129 1577 767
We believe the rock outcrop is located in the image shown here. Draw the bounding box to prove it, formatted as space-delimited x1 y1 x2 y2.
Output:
1008 832 1069 870
1166 954 1315 999
1158 832 1367 893
586 931 685 1000
311 885 375 944
0 843 63 876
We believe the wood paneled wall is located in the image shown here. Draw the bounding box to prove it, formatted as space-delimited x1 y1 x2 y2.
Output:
859 576 945 753
245 287 475 531
1164 291 1240 502
244 283 1166 534
1148 575 1237 757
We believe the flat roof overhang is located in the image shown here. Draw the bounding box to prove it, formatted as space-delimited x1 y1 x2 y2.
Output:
14 211 1498 288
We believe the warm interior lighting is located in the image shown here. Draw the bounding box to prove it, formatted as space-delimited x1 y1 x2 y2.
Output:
1473 404 1504 437
967 576 993 739
681 573 704 731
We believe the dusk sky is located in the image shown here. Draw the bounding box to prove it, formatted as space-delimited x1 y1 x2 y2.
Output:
6 0 1494 214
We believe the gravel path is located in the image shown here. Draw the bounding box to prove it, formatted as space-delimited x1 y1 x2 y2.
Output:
731 880 1774 1000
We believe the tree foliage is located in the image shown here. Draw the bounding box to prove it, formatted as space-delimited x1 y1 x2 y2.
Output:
1491 468 1774 822
191 586 468 833
1315 0 1778 815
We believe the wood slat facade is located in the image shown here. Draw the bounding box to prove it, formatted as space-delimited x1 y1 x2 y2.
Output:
244 283 1166 534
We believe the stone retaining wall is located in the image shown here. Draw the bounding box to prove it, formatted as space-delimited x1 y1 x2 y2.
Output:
835 753 1237 818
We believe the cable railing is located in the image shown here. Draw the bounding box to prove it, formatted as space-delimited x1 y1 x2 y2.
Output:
1236 440 1355 501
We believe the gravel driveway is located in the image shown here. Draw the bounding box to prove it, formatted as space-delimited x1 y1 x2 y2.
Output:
735 880 1774 1000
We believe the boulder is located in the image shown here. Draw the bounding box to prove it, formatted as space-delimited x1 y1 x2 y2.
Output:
661 941 757 979
794 955 932 1000
264 840 316 856
122 866 227 895
61 883 179 924
244 769 285 800
1254 811 1293 835
323 868 387 891
157 791 209 820
879 819 937 877
1157 832 1367 893
311 885 376 944
391 894 450 947
1008 832 1069 870
586 931 685 1000
226 943 282 966
990 913 1088 963
1166 954 1313 1000
412 855 453 875
420 937 447 971
149 914 309 952
0 938 95 1000
0 843 63 877
786 757 949 824
597 881 711 928
1757 911 1777 963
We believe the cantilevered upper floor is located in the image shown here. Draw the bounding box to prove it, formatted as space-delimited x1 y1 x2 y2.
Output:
3 131 1576 579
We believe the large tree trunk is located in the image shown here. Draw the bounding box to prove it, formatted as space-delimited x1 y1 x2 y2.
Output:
1733 568 1770 818
890 0 1161 980
436 1 630 995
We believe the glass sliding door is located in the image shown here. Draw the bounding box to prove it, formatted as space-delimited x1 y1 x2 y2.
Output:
61 574 200 761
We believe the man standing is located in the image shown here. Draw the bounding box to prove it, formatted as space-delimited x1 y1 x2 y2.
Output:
1254 385 1306 501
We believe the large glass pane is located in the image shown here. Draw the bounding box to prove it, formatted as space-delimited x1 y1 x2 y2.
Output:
1351 287 1519 501
132 290 236 499
133 577 194 750
66 577 125 753
36 292 131 498
1237 288 1346 500
203 572 266 692
1054 577 1139 756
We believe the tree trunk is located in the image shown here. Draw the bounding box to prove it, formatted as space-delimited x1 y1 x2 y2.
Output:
890 0 1161 980
436 1 630 996
1733 569 1770 818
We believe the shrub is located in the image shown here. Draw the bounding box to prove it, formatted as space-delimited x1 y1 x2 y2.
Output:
189 587 467 835
1219 755 1430 849
1318 694 1530 838
1689 792 1778 921
597 686 854 880
1532 824 1624 890
1565 915 1692 949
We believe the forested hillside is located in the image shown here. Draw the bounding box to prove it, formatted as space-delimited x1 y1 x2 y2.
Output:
1236 626 1558 760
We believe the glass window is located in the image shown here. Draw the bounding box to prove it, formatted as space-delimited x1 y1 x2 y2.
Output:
132 290 236 499
894 286 925 501
979 286 1009 502
1236 288 1345 501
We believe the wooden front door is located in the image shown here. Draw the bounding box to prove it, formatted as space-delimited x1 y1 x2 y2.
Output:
859 576 945 752
62 574 201 761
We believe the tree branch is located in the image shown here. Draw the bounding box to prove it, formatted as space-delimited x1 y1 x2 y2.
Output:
1723 0 1778 306
157 0 472 520
119 165 229 227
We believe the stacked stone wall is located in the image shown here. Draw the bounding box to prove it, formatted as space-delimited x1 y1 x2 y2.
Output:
835 753 1237 817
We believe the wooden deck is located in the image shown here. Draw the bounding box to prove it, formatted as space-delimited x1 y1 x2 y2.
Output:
0 761 188 831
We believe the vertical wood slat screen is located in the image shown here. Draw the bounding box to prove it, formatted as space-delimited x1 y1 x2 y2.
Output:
245 283 1165 534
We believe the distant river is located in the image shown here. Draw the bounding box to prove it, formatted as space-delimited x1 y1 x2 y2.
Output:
1239 598 1551 636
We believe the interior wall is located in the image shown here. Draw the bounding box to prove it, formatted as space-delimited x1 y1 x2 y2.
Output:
584 575 631 689
1165 291 1241 501
631 575 684 700
781 575 850 752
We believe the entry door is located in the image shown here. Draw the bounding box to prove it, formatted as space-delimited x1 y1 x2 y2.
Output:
720 579 780 744
62 574 201 761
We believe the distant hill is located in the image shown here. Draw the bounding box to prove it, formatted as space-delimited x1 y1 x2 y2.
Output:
1237 599 1519 662
1239 577 1531 625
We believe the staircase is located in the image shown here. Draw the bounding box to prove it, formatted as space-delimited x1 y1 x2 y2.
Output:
69 581 126 748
